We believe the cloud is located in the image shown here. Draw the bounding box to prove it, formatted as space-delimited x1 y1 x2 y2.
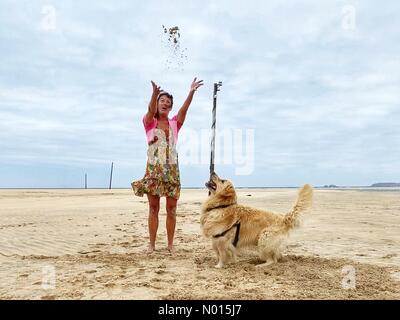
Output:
1 0 399 187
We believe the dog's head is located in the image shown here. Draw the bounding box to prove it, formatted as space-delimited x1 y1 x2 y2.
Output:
205 172 237 204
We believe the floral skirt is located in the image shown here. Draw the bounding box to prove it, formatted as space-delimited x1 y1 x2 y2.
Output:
131 162 181 199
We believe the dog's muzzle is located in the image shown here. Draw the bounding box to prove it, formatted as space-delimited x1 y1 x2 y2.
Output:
205 180 216 191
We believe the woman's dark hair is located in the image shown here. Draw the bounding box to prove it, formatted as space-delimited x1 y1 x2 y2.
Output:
157 92 173 106
155 92 173 119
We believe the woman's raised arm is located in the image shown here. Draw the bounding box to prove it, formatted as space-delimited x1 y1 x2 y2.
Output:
144 80 161 125
177 77 204 125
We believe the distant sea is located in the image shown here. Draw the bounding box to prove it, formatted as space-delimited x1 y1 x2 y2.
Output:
1 187 400 192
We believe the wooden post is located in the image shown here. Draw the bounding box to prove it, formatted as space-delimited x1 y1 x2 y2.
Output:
85 173 87 189
210 81 222 179
109 162 114 190
209 82 222 195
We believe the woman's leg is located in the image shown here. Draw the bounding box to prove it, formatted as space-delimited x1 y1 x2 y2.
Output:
166 196 177 254
147 194 160 253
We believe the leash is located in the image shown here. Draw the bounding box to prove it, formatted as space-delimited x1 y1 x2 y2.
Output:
213 222 241 247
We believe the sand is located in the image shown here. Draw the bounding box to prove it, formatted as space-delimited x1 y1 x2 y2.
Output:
0 188 399 300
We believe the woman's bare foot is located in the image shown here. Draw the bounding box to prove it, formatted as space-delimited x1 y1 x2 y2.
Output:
145 245 155 254
167 245 176 256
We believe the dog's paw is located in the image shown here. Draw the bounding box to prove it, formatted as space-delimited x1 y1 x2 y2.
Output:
255 260 275 269
214 263 224 269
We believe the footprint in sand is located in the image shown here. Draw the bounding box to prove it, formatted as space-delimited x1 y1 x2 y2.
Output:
85 270 97 274
155 269 166 274
136 268 146 275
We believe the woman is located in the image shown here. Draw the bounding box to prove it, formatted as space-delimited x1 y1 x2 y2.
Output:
132 78 204 254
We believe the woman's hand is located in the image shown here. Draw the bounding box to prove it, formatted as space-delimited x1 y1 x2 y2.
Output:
151 80 161 97
190 77 204 93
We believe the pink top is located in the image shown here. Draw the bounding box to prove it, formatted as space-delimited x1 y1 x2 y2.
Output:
143 114 183 145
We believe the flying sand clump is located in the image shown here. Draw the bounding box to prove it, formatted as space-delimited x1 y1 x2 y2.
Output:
163 25 180 44
162 25 188 70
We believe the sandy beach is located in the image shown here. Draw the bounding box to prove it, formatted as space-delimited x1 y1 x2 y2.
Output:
0 188 399 300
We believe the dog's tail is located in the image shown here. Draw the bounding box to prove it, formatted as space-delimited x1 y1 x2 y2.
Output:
283 184 313 229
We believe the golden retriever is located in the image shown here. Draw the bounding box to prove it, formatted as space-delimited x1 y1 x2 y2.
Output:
201 173 313 268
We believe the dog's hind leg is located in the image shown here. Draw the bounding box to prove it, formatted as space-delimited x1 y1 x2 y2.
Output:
256 257 275 268
256 251 282 268
256 227 286 268
274 251 283 262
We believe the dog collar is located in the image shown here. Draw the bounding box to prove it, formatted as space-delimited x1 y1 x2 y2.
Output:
204 204 232 212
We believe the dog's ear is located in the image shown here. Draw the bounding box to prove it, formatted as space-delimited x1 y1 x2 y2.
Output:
219 183 236 201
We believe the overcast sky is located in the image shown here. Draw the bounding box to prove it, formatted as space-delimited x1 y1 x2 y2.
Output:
1 0 399 188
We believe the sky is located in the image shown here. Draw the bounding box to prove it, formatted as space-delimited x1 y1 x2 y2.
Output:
1 0 399 188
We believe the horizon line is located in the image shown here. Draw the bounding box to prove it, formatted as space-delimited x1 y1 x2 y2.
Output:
1 185 400 190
